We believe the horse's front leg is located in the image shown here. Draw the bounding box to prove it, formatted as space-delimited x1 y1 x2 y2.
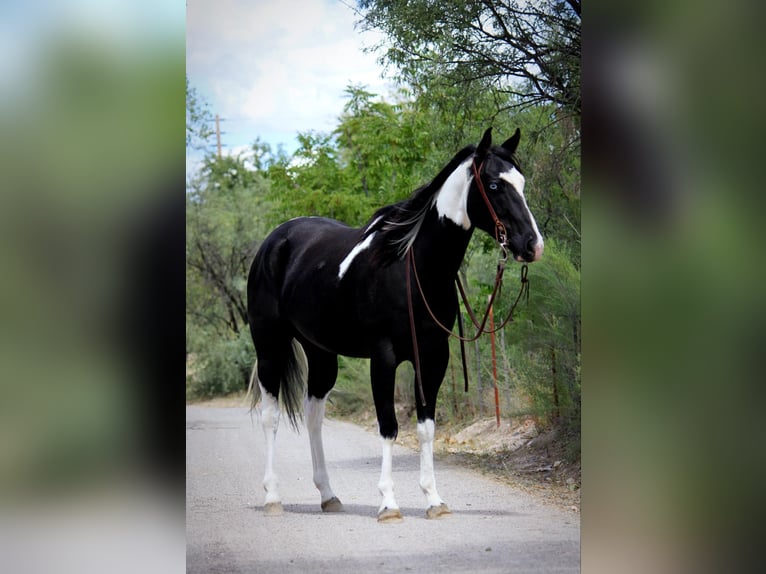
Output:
370 342 403 522
417 342 452 519
418 418 451 519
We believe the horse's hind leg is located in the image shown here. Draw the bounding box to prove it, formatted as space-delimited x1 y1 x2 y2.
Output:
303 342 343 512
258 379 283 515
253 333 299 516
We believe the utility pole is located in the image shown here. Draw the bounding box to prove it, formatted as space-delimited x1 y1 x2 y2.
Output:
215 113 222 158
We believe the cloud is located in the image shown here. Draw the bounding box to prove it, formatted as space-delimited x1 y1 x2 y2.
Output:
187 0 390 145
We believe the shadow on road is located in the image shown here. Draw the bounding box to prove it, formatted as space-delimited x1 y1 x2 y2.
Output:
246 503 524 520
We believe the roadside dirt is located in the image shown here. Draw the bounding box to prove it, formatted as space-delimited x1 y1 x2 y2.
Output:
193 392 581 514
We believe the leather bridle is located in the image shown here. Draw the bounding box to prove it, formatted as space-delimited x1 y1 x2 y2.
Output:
471 158 510 260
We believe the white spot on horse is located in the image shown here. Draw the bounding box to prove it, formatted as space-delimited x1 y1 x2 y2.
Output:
499 166 544 258
499 166 526 199
366 215 384 233
434 158 473 229
338 232 377 279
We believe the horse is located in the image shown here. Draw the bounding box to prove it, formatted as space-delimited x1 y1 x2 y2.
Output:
246 127 543 522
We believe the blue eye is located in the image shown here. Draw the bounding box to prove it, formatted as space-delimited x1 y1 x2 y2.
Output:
489 182 498 190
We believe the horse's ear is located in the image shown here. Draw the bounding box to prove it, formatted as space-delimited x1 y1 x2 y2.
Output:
477 127 493 157
501 128 521 155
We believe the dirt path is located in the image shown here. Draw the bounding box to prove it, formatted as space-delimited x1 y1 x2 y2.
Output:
186 406 579 573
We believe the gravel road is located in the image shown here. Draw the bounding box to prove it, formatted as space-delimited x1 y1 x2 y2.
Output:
186 406 580 573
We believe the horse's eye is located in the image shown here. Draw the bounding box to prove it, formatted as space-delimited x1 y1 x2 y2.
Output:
489 182 498 191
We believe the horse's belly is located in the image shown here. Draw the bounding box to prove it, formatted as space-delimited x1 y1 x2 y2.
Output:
292 315 372 358
282 287 370 357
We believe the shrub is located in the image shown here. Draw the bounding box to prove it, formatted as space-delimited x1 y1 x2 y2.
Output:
186 329 255 400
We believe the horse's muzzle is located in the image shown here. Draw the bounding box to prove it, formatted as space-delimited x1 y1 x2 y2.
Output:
510 233 543 263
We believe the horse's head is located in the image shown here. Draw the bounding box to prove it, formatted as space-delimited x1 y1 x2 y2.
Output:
467 128 544 263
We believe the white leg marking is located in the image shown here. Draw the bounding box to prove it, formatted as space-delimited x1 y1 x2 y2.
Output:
417 419 445 508
305 395 337 503
259 383 281 505
377 437 399 513
338 232 377 279
435 158 473 229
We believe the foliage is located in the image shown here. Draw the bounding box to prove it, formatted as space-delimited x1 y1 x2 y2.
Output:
186 329 254 400
357 0 582 262
358 0 581 119
327 356 375 417
454 238 579 430
186 150 268 397
186 75 214 150
504 240 580 429
186 153 267 338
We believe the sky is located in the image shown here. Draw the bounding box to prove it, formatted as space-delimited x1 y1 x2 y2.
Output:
186 0 394 169
1 0 183 97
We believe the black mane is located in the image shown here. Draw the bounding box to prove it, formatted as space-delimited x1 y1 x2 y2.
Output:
364 144 477 266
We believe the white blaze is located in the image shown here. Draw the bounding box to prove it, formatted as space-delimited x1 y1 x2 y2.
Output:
499 167 544 253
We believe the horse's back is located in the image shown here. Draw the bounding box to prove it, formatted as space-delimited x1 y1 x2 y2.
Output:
247 216 358 320
251 215 354 274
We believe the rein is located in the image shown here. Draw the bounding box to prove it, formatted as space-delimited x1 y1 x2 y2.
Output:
406 157 531 407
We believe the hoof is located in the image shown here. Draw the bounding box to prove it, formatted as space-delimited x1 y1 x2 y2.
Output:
377 507 403 523
425 503 452 519
321 497 344 513
263 502 283 516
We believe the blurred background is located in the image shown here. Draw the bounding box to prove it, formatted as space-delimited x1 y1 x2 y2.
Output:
584 1 766 572
0 1 184 573
0 0 764 572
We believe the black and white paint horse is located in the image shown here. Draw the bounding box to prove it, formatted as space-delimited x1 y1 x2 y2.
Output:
247 128 543 522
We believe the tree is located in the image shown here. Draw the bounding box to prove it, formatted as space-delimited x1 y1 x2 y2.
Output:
357 2 581 257
186 152 270 397
334 85 438 204
186 76 214 151
187 154 266 337
457 239 580 431
358 0 581 121
508 240 580 429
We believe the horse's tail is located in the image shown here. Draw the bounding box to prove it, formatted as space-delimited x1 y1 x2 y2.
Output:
246 359 259 407
248 339 308 432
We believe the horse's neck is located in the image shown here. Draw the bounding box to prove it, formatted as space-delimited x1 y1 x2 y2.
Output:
411 210 473 282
